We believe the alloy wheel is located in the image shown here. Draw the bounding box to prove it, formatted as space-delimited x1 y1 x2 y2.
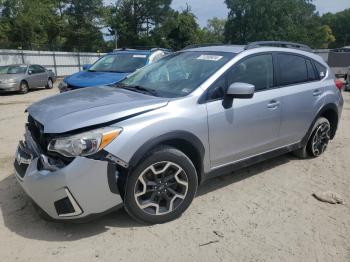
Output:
20 82 29 94
134 161 189 215
311 122 330 156
47 79 53 88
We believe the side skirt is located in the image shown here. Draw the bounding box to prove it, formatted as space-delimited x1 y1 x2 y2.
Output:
202 143 301 182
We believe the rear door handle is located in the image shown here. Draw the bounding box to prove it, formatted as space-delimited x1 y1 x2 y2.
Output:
267 100 280 109
313 89 323 96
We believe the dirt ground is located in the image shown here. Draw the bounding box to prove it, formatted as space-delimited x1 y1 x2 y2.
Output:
0 86 349 262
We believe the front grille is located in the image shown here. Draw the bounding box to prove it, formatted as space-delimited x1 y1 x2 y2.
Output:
14 160 28 178
27 115 47 153
14 141 36 178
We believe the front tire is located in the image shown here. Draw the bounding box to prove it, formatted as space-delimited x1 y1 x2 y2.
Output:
19 81 29 94
45 78 53 89
124 146 198 224
294 117 331 158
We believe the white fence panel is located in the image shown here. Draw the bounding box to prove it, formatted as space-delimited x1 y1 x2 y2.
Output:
0 49 105 76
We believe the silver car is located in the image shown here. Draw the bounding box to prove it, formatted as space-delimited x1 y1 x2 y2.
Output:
14 41 343 224
0 64 56 94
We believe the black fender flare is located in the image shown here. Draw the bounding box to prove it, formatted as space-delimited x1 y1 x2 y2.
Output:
300 103 339 147
128 131 205 169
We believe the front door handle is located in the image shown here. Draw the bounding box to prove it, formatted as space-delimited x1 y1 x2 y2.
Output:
267 100 280 109
313 89 323 96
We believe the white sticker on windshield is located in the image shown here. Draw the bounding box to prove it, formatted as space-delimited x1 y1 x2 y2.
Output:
197 55 223 61
182 88 192 93
133 54 147 58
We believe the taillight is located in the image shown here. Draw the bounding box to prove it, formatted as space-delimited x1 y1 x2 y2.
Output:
334 79 344 90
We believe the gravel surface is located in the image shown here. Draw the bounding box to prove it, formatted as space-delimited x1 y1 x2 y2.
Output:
0 86 349 262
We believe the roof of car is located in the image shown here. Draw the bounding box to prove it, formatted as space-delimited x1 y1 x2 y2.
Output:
109 48 172 56
184 45 245 53
109 49 151 56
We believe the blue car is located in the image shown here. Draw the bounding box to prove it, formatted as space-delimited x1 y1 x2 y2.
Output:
58 48 170 92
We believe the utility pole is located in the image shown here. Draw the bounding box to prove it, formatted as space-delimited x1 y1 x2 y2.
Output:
115 31 118 49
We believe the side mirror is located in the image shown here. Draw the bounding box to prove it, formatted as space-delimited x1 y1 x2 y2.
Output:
82 64 92 71
223 82 255 109
227 82 255 98
28 70 33 75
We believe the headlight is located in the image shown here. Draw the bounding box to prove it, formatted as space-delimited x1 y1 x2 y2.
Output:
58 81 68 91
48 127 122 157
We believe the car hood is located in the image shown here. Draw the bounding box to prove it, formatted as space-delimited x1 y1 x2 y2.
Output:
65 71 129 88
27 86 169 133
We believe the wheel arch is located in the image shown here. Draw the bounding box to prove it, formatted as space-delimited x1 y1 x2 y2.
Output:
21 79 29 86
128 131 205 184
301 103 339 146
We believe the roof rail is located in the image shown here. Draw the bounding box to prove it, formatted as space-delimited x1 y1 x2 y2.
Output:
182 43 225 50
113 47 137 52
245 41 313 52
113 47 172 53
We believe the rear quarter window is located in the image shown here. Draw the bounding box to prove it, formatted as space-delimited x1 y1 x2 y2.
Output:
314 62 327 80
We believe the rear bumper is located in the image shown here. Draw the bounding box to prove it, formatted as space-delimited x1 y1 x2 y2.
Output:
14 145 123 221
0 82 20 92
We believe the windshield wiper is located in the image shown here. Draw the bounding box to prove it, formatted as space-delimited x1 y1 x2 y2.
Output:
120 85 158 97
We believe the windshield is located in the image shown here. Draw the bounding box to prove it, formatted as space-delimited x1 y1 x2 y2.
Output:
0 65 27 74
88 53 148 73
119 51 235 98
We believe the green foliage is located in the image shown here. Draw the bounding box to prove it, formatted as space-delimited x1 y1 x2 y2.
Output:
224 0 335 48
321 9 350 48
61 0 107 51
108 0 172 48
200 18 226 44
0 0 107 51
0 0 347 51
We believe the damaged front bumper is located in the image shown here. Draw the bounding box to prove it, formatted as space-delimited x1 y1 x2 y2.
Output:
14 139 124 221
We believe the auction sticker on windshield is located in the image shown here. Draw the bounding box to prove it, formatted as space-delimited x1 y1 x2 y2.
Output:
133 55 147 58
197 55 223 61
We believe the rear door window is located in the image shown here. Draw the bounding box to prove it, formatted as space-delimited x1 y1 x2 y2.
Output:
277 54 308 86
306 59 317 81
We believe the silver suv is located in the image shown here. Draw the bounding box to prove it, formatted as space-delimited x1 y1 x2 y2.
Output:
14 41 344 224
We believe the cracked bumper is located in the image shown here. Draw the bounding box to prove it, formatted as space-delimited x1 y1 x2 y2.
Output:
14 148 123 221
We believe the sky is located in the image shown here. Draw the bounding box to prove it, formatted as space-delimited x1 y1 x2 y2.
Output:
171 0 350 27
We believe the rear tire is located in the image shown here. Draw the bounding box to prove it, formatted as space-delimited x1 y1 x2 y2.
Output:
124 146 198 224
293 117 331 158
19 81 29 94
45 78 53 89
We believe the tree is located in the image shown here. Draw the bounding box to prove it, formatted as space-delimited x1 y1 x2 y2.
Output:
321 9 350 48
154 8 202 50
108 0 172 47
200 17 226 43
62 0 107 51
224 0 335 48
0 0 62 49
